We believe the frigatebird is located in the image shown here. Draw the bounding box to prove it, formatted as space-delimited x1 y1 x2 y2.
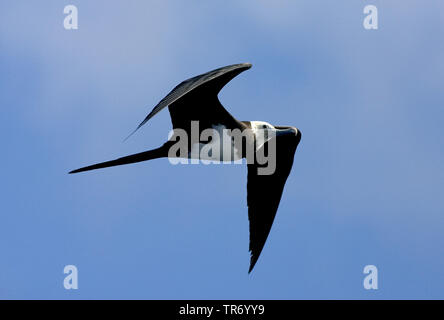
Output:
69 63 302 273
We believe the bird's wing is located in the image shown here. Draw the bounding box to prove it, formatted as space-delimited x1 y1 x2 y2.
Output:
246 131 301 273
126 63 252 139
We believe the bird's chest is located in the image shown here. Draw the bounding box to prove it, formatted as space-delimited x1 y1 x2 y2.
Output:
189 124 249 162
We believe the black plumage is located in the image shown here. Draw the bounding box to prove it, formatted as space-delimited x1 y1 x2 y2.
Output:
70 63 301 272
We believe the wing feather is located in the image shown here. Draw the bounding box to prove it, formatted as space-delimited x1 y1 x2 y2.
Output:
125 63 252 139
246 131 301 273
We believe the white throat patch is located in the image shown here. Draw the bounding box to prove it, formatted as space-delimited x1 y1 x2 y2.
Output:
250 121 276 151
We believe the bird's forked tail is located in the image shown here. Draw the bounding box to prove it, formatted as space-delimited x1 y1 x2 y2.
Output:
69 144 169 174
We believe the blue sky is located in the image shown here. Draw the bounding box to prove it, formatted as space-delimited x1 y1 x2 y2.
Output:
1 1 443 299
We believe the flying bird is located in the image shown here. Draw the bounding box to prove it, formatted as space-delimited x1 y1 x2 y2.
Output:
69 63 302 273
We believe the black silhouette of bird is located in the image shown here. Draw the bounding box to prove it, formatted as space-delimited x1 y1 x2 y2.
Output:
69 63 301 273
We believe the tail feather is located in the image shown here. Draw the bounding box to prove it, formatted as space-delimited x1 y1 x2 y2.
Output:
69 145 168 174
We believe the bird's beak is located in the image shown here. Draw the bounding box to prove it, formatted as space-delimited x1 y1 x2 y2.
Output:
275 126 299 137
